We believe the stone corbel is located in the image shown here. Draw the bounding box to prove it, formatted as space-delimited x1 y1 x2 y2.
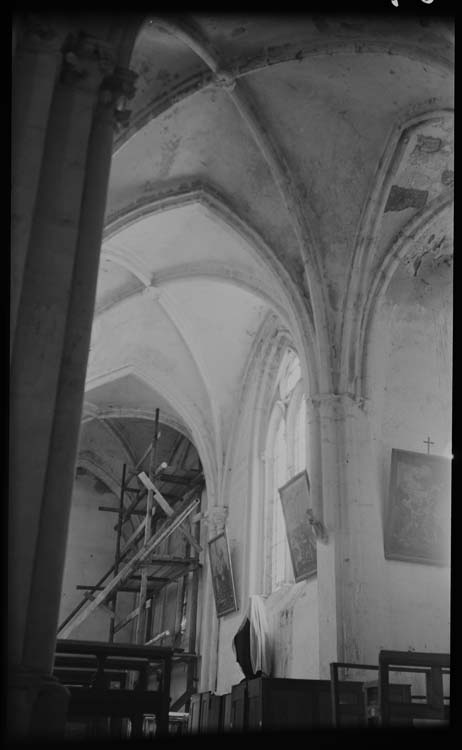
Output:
99 65 138 131
205 505 229 539
306 509 329 544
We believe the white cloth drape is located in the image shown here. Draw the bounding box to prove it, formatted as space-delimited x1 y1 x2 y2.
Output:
232 595 272 676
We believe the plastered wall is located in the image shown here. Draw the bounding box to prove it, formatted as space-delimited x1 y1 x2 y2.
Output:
367 259 452 655
59 471 135 642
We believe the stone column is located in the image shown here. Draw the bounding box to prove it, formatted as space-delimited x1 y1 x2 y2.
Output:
315 393 388 677
11 15 67 356
9 29 137 738
22 64 138 676
305 395 324 525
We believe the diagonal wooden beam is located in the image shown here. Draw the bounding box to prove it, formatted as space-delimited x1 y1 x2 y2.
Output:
145 630 170 646
115 461 167 531
138 472 202 553
112 429 184 532
76 584 158 594
114 599 153 634
82 591 121 623
59 497 200 638
170 687 195 712
118 476 204 559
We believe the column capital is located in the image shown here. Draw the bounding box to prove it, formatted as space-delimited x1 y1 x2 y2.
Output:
98 65 138 130
308 391 370 410
60 31 116 89
16 13 68 54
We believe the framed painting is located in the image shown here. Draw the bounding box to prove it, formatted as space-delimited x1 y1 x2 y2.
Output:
208 530 238 617
384 449 451 566
278 470 317 581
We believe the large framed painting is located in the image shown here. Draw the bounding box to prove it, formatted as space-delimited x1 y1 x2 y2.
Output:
384 449 451 566
208 530 238 617
278 470 317 581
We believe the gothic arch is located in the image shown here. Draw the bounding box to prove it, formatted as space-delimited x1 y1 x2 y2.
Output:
339 108 454 398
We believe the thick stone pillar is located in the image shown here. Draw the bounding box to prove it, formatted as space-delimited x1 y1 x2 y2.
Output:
315 394 388 677
9 28 137 738
22 65 138 676
11 16 67 356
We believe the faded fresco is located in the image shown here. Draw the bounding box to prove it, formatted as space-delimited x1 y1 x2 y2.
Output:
384 449 451 565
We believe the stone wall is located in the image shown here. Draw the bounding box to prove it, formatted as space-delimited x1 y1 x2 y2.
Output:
59 472 135 642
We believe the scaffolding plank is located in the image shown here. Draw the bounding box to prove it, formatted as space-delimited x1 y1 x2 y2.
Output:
142 555 200 565
114 599 152 634
59 497 200 638
137 562 199 580
120 510 153 556
138 472 202 553
138 472 175 515
113 460 167 531
119 473 201 556
76 584 160 594
145 630 170 646
157 471 201 485
99 506 145 516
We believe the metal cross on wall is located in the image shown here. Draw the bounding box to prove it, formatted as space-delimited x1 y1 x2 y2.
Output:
423 436 435 454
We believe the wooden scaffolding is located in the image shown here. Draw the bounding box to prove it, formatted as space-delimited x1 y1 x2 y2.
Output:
57 409 204 707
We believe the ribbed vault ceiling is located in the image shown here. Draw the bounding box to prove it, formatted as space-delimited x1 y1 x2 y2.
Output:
83 13 453 488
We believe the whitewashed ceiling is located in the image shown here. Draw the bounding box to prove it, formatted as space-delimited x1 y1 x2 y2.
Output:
84 14 453 486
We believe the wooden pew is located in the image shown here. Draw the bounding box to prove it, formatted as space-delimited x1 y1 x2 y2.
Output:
222 693 232 732
330 652 450 727
378 650 450 726
199 690 212 733
53 639 173 738
208 693 224 733
230 682 247 731
331 661 383 726
187 692 201 733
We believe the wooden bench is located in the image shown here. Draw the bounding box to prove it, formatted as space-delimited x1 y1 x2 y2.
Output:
54 639 173 737
330 652 450 727
378 650 450 726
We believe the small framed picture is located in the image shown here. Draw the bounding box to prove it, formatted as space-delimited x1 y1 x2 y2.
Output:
208 530 238 617
278 470 317 581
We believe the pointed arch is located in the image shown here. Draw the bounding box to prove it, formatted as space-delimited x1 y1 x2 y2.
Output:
339 108 454 396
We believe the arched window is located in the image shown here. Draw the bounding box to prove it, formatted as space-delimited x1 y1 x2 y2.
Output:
264 349 308 592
